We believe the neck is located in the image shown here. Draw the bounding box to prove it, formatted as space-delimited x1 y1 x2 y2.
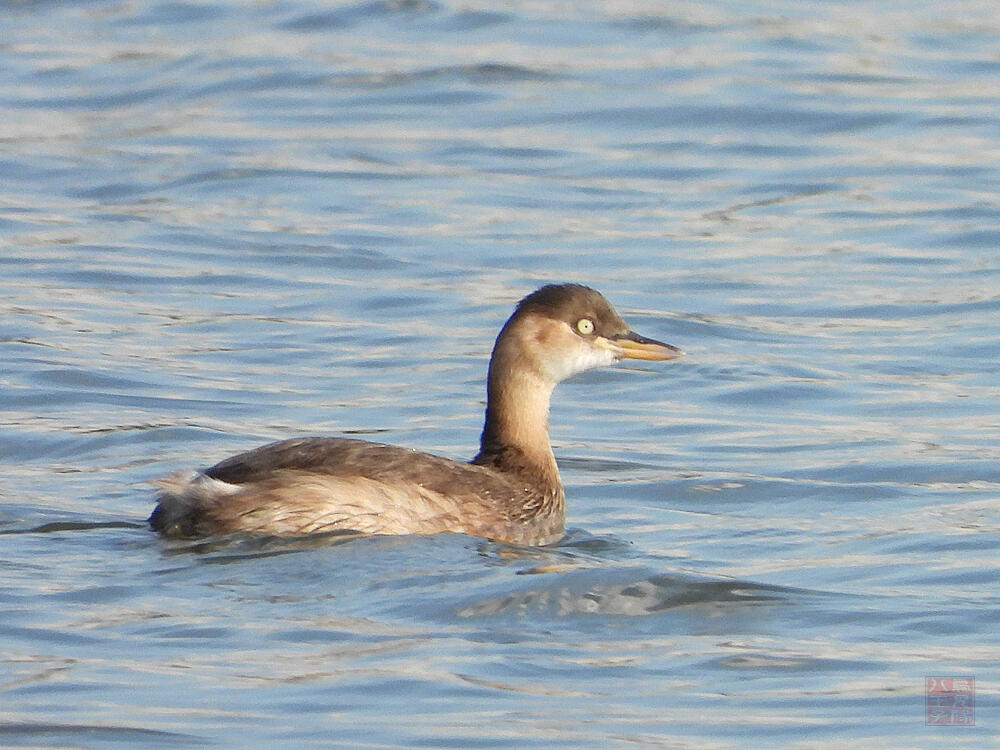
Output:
472 323 562 497
475 371 556 472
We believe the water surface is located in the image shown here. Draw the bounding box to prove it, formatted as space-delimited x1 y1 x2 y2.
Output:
2 1 998 747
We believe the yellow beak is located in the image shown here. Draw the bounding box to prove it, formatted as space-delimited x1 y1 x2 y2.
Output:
609 332 684 361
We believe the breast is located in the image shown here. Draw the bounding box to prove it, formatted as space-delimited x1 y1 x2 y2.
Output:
151 437 565 545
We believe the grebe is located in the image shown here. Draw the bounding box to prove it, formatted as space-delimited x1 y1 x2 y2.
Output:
150 284 682 545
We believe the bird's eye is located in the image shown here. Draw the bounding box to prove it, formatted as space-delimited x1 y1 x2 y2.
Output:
576 318 595 335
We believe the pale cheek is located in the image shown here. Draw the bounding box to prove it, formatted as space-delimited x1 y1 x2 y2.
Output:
548 346 616 382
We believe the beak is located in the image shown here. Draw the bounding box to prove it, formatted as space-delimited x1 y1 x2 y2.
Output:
608 331 683 362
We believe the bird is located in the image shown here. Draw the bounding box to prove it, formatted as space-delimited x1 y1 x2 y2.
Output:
149 283 682 545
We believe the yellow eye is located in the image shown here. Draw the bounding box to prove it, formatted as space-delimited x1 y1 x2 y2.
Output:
576 318 595 335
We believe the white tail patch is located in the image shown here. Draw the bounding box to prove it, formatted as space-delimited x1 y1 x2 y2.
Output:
154 471 241 500
151 471 243 534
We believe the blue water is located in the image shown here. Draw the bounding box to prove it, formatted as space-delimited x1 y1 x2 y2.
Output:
1 1 998 747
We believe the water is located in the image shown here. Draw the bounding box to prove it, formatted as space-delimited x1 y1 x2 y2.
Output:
1 0 998 747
